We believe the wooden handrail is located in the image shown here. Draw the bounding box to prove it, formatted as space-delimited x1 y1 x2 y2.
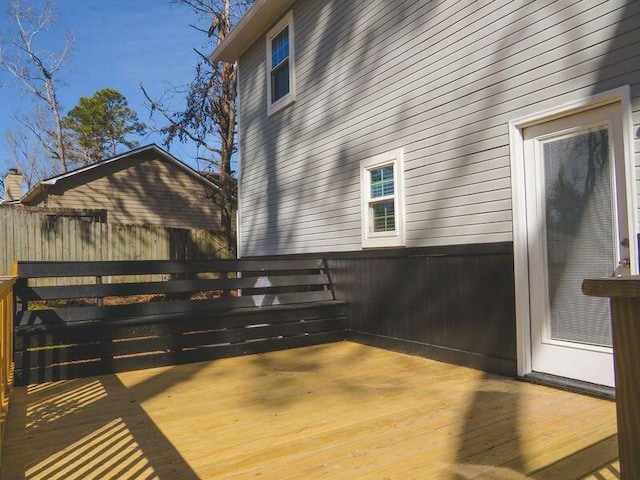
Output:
0 275 17 455
583 277 640 480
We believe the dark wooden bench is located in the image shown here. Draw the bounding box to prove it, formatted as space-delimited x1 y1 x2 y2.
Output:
13 259 347 385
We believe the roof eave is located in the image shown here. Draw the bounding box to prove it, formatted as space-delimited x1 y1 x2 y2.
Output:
211 0 296 62
20 183 48 204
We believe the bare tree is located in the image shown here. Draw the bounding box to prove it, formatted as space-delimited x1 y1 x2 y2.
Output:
142 0 253 254
3 108 57 189
0 0 73 173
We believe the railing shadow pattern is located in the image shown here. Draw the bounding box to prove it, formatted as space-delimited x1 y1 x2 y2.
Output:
0 275 17 463
2 375 199 479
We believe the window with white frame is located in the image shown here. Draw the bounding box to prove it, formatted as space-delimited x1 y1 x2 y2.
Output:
360 149 405 248
266 11 295 115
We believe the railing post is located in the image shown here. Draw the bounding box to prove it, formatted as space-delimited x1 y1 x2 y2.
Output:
0 275 18 451
96 275 104 307
583 277 640 480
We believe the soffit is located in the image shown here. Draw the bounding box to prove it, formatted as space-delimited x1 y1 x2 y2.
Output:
211 0 296 62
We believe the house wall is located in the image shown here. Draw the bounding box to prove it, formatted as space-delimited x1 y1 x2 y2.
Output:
237 0 640 374
238 0 640 256
37 154 225 231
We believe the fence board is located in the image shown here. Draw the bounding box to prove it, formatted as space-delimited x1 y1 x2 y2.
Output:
0 206 230 276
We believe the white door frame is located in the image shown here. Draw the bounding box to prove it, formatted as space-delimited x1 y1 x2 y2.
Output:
509 85 637 378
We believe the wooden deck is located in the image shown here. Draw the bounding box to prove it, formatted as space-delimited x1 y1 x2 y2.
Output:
1 342 619 479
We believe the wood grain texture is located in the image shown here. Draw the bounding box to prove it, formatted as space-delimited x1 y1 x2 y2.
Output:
583 278 640 480
0 276 17 465
1 343 619 479
609 298 640 480
583 277 640 298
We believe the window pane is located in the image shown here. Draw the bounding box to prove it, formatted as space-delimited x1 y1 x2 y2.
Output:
271 61 290 102
372 200 395 232
370 166 394 198
271 27 289 67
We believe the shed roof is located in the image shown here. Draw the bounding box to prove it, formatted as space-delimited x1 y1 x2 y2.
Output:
20 144 221 204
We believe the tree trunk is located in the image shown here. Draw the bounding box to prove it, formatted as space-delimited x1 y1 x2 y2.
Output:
218 0 237 255
44 74 68 172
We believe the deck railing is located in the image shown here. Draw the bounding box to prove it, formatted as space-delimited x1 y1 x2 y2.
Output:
0 274 17 452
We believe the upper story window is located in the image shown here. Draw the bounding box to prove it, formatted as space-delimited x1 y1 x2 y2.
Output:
266 11 295 116
360 149 406 249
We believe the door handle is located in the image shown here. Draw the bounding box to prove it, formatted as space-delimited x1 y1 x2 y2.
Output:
615 258 631 277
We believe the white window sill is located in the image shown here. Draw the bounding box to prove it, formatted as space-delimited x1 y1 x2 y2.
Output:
362 232 405 249
267 94 295 116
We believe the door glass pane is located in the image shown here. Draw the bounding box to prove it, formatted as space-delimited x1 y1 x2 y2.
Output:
543 128 613 347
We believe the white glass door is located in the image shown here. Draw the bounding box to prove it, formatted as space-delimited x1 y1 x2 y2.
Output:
523 103 629 388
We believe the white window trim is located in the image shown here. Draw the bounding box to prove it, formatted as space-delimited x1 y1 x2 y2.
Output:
508 85 637 379
360 148 406 249
266 10 295 116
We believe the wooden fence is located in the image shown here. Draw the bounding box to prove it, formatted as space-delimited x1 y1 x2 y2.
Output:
0 275 16 456
0 206 231 276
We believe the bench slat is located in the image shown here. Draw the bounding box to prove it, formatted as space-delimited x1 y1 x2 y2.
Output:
15 302 348 342
17 259 325 278
18 274 330 301
16 317 345 368
16 290 336 325
14 329 346 384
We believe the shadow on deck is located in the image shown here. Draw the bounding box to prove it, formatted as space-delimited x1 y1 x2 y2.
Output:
1 342 618 479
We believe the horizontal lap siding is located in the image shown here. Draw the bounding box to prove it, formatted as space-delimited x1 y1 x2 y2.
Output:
46 157 222 231
238 0 640 256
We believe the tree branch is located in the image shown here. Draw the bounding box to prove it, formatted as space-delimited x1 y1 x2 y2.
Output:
141 82 222 156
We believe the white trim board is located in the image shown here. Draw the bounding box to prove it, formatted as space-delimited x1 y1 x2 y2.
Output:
360 148 406 249
236 60 243 260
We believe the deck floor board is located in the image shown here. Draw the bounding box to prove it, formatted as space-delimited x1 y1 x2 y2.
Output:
1 342 618 479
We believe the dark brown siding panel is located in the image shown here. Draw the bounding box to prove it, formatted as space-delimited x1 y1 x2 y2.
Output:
324 243 516 375
346 331 515 378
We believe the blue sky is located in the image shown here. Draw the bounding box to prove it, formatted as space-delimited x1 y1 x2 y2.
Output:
0 0 213 174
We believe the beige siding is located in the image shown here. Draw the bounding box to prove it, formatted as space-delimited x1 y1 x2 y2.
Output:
41 156 223 231
238 0 640 256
